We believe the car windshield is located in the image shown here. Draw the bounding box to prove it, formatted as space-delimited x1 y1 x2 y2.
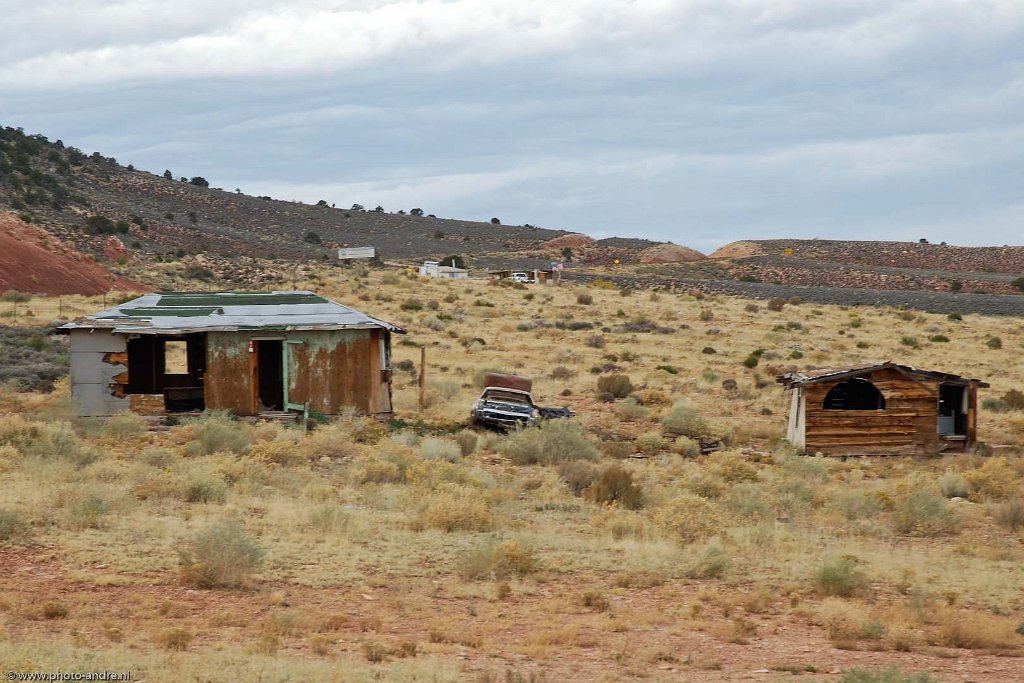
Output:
482 389 531 405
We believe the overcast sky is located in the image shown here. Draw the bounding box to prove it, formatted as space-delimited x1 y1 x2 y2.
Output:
2 1 1023 252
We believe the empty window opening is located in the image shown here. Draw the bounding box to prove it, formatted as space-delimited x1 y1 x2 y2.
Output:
823 378 886 410
164 341 188 374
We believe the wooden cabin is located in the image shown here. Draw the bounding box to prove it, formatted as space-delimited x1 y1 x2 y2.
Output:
58 291 404 419
777 362 988 456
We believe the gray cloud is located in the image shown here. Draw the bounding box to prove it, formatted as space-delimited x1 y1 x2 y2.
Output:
3 0 1023 251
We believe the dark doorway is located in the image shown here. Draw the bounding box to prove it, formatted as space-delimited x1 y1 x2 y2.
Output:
256 340 284 411
939 384 967 436
823 378 886 410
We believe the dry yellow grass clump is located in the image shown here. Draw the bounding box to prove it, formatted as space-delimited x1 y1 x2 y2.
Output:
1 269 1024 681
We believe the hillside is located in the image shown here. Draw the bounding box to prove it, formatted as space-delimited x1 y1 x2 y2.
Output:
0 212 143 295
0 125 708 291
706 239 1024 297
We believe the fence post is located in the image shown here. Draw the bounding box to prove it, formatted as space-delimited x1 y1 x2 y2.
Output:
418 346 426 410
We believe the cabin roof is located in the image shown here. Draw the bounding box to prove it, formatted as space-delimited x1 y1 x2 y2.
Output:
777 361 989 389
57 290 405 335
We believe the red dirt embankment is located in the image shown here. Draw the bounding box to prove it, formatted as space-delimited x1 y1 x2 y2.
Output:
0 214 146 295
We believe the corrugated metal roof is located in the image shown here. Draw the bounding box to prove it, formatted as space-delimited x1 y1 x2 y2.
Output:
57 290 404 334
777 361 988 388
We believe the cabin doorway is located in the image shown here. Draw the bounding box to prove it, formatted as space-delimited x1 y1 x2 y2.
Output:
255 340 284 411
938 384 967 436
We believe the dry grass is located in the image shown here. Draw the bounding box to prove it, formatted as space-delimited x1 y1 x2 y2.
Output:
3 272 1024 679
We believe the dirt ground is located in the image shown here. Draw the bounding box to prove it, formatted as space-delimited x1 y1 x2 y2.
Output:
2 546 1021 682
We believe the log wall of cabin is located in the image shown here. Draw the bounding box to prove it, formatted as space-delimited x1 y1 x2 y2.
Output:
802 368 939 456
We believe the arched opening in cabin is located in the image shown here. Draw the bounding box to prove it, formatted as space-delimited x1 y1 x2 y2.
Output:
823 378 886 410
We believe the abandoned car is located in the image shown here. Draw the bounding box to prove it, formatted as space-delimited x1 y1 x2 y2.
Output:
471 373 574 429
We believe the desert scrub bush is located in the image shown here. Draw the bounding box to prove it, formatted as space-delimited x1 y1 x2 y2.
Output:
455 430 478 456
421 314 446 331
964 457 1018 500
576 292 593 305
929 609 1021 650
156 627 193 651
558 460 598 495
425 378 460 402
613 397 648 422
813 557 867 597
840 668 936 683
420 437 461 462
633 431 666 454
826 489 883 522
249 436 307 466
586 464 644 509
893 491 958 536
0 507 28 541
459 537 538 581
103 412 147 438
182 469 228 504
306 504 350 535
178 517 263 588
418 484 493 532
986 336 1002 349
689 538 730 578
549 365 574 380
60 485 117 530
661 402 708 438
989 497 1024 531
500 420 598 465
652 493 720 544
708 451 759 483
352 455 404 484
596 373 633 398
937 470 969 498
670 436 701 457
591 506 654 541
182 411 251 456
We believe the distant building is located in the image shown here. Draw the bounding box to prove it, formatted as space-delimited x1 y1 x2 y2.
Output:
419 261 468 279
777 362 988 456
57 291 403 418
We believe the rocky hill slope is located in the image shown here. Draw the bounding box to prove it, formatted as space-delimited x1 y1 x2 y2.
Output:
0 125 708 290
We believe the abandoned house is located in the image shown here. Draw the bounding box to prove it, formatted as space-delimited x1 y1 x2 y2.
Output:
777 362 988 456
57 291 403 418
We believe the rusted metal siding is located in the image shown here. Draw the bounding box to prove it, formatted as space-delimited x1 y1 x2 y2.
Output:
68 330 129 416
204 329 393 417
204 331 258 416
285 329 386 415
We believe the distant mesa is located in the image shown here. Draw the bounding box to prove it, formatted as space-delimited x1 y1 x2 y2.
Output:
638 243 706 263
544 233 594 249
708 240 765 259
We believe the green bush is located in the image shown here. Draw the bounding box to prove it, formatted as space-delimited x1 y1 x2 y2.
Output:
183 471 227 504
455 430 478 457
586 464 644 510
986 336 1002 349
661 403 708 438
500 420 598 465
183 411 250 456
893 491 957 536
576 292 593 305
178 517 263 588
813 557 867 597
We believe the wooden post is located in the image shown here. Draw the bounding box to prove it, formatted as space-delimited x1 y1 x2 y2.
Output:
418 346 426 409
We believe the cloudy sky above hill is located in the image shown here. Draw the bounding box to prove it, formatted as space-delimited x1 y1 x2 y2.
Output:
3 0 1023 250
